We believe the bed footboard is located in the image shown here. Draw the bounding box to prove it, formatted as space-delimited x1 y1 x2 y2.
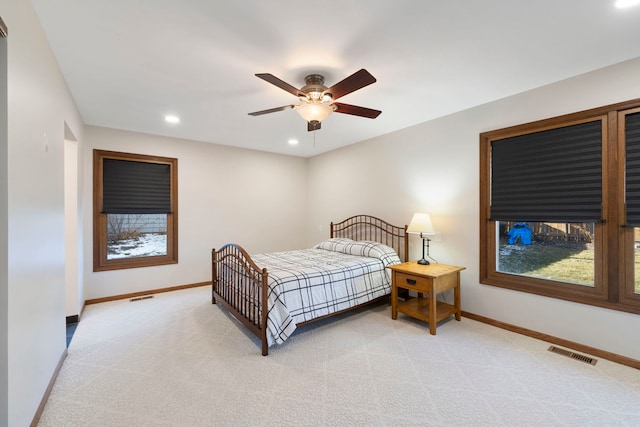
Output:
212 244 269 356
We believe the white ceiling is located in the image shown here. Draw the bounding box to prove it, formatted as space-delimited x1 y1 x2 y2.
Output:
32 0 640 157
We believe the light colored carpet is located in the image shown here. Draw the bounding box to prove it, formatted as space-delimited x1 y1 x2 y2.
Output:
39 286 640 426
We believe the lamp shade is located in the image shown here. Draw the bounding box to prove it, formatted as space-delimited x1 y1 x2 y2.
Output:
296 102 334 122
407 213 436 235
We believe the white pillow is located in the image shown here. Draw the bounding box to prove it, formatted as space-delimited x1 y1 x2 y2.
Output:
314 239 401 267
313 237 353 252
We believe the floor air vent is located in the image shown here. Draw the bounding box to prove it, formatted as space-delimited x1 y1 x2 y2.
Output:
548 345 597 365
130 295 154 302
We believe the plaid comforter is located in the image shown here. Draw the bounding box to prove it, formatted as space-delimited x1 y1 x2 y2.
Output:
252 239 401 346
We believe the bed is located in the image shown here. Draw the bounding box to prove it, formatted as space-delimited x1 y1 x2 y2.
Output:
211 215 408 355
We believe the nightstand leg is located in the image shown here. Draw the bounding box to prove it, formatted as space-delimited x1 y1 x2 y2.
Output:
429 288 436 335
391 282 398 320
454 273 461 321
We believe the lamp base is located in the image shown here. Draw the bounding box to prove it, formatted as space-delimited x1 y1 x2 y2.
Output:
417 258 430 265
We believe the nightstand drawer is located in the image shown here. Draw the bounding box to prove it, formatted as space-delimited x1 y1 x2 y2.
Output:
394 272 432 293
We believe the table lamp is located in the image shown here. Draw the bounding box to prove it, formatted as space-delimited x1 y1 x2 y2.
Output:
407 212 437 265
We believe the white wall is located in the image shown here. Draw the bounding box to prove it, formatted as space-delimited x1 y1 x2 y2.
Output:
83 126 308 300
308 57 640 362
4 0 84 425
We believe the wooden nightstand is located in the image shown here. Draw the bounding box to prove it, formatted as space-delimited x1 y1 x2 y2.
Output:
388 262 465 334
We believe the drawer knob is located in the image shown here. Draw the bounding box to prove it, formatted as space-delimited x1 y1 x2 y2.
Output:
406 278 417 285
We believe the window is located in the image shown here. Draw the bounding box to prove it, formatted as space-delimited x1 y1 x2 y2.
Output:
93 150 177 271
620 108 640 307
480 100 640 314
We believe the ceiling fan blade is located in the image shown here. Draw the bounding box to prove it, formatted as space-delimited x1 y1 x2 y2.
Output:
248 105 296 116
255 73 303 97
308 120 321 132
324 69 376 100
333 102 381 119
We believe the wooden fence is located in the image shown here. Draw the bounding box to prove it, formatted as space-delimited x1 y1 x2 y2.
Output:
107 214 166 236
500 221 593 243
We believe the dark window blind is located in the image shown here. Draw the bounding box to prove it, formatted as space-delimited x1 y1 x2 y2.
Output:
491 120 602 222
625 112 640 226
102 159 171 214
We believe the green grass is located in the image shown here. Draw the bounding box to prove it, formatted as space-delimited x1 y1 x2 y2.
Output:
499 243 594 285
499 242 640 292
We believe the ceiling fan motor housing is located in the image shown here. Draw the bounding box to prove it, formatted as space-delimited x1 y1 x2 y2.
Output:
300 74 329 101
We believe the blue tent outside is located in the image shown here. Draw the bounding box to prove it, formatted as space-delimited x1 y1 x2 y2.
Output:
507 223 532 245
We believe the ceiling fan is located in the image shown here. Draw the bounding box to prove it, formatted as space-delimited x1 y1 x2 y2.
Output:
248 69 381 131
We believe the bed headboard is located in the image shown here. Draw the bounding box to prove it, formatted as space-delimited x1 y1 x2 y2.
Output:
330 215 409 262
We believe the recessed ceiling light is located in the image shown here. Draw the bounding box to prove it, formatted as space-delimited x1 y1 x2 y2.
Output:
615 0 640 8
165 115 180 124
288 139 299 146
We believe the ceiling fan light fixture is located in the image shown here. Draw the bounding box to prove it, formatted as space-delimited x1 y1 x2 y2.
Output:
308 90 324 101
295 102 334 123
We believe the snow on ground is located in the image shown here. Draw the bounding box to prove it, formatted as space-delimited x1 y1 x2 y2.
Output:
498 244 529 256
107 233 167 259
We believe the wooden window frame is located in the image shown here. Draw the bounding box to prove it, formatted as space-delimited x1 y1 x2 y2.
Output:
93 150 178 272
619 107 640 308
480 99 640 315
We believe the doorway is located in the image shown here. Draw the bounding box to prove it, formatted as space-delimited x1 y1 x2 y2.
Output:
64 128 80 345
